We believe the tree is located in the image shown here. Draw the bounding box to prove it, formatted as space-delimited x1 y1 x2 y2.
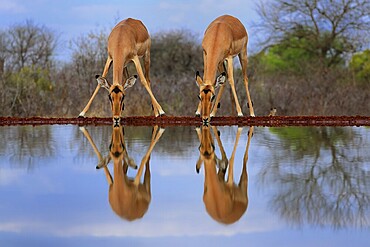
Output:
256 0 370 67
260 127 370 228
150 30 203 77
3 20 56 72
70 29 108 82
61 28 110 117
0 32 5 75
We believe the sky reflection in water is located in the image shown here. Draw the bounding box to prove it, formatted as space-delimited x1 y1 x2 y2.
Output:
0 125 369 247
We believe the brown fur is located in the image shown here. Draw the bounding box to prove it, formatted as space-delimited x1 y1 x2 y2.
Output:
196 126 253 224
79 18 165 119
196 15 255 122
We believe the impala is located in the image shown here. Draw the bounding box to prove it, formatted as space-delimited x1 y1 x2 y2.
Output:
196 15 255 124
80 124 164 221
196 125 254 224
78 18 165 126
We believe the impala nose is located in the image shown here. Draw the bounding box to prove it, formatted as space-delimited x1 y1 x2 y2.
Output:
113 116 121 127
202 117 210 126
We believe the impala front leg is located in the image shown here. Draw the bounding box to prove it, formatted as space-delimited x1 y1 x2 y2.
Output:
79 85 101 117
134 126 165 186
79 57 112 117
143 50 159 117
195 127 203 173
132 56 165 117
195 102 201 117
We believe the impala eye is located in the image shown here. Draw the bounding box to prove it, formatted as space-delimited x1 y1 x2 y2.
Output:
198 95 201 101
108 94 112 103
211 95 215 102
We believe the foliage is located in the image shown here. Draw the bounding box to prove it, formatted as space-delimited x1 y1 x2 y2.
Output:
349 50 370 84
3 66 54 116
258 34 315 74
0 15 370 117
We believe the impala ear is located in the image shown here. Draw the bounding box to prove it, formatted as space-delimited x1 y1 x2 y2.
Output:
195 71 203 88
96 75 111 91
215 72 226 89
124 75 137 90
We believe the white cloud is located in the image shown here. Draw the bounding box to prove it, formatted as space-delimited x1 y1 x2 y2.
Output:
0 199 279 238
0 169 24 185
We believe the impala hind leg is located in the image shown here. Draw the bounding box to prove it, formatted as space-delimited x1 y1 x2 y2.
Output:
210 62 227 118
226 57 243 117
239 49 255 117
239 126 253 195
79 57 112 117
132 56 165 117
122 67 129 85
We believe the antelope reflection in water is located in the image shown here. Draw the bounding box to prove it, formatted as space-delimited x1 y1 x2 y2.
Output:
80 125 164 221
196 125 254 224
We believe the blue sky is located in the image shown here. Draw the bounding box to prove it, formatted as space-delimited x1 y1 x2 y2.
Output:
0 0 262 60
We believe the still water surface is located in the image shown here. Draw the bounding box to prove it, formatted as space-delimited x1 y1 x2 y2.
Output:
0 125 369 246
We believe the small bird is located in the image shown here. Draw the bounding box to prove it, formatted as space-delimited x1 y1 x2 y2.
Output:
268 108 277 117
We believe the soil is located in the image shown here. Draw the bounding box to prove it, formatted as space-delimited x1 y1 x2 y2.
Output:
0 115 369 127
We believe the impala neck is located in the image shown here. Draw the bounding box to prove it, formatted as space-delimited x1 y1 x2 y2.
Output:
204 48 226 86
112 55 126 85
203 57 220 86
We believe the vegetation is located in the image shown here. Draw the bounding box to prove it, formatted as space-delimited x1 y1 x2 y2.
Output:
0 0 369 117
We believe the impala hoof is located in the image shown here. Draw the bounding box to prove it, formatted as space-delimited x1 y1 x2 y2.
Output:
156 110 165 117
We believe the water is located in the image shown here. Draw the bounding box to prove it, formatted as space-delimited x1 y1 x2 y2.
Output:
0 125 369 246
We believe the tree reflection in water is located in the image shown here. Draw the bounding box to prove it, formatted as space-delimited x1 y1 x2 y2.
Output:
259 127 370 228
0 126 55 168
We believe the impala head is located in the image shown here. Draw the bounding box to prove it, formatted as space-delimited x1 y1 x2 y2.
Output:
198 126 249 225
109 123 125 158
96 74 137 126
107 123 155 222
195 71 226 125
199 125 215 159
